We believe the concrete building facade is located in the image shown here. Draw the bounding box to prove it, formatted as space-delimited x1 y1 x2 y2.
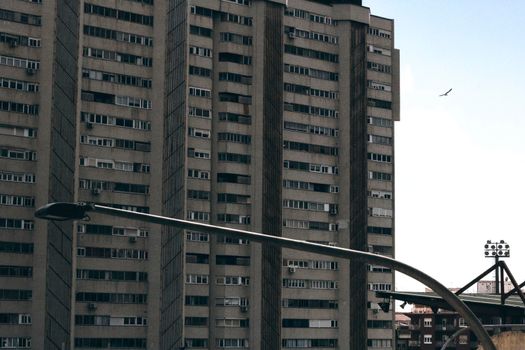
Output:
0 0 399 349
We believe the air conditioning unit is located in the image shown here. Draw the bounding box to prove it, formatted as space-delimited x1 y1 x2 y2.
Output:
240 306 248 313
87 303 97 310
9 40 18 48
288 31 296 39
129 236 137 243
86 122 93 129
26 68 35 75
91 188 101 195
329 208 338 216
288 266 296 273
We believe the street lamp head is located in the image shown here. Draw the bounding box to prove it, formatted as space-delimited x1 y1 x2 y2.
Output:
35 202 94 221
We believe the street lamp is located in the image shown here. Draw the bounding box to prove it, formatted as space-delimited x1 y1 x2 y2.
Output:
484 239 510 294
35 202 497 350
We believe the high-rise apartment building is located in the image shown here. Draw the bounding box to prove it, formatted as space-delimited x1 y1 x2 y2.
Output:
0 0 399 349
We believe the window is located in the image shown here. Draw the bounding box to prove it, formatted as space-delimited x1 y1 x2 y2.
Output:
190 6 213 17
0 55 39 70
189 66 212 78
0 194 34 207
0 266 32 277
367 320 392 329
188 169 210 180
189 107 211 119
184 338 208 348
76 292 147 304
82 68 152 88
459 335 468 344
368 116 393 127
83 25 153 46
284 64 338 81
0 289 32 300
285 45 338 63
367 226 392 235
284 102 338 118
220 12 252 25
0 100 39 115
84 3 153 26
368 80 392 92
0 32 41 47
0 337 31 348
368 27 392 39
369 207 393 218
218 112 251 124
368 134 392 145
0 241 33 254
423 318 432 327
218 52 252 66
369 171 392 181
187 190 210 200
368 190 392 199
76 269 147 282
186 211 210 222
282 299 338 309
219 32 252 46
282 319 337 328
217 173 251 185
285 26 338 44
217 132 251 144
284 141 338 156
368 152 392 163
217 193 250 204
216 276 250 286
222 0 251 6
216 338 249 348
284 160 338 175
83 47 152 66
423 335 432 344
74 338 146 348
81 112 151 130
0 77 39 92
189 45 212 57
368 98 392 110
188 128 210 139
367 339 392 348
185 317 208 326
219 72 252 85
282 339 337 348
216 255 250 266
186 231 209 242
217 236 249 245
185 295 209 306
0 218 33 230
185 253 209 264
367 61 391 73
216 318 249 328
218 152 251 164
217 214 251 225
0 9 41 25
368 283 392 291
189 86 211 98
216 297 248 306
190 25 212 38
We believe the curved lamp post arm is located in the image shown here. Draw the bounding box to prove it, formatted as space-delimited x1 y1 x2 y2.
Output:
35 203 496 350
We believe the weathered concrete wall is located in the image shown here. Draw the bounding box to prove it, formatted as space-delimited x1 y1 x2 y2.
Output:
479 331 525 350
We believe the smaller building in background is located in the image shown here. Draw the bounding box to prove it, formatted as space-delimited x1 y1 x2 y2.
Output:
477 279 514 294
399 310 475 350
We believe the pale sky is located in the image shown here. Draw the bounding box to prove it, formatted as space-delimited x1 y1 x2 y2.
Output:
363 0 525 292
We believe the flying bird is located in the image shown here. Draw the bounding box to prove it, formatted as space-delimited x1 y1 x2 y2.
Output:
439 88 452 97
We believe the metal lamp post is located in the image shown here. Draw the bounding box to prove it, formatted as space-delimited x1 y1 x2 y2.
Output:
485 240 510 294
35 202 497 350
